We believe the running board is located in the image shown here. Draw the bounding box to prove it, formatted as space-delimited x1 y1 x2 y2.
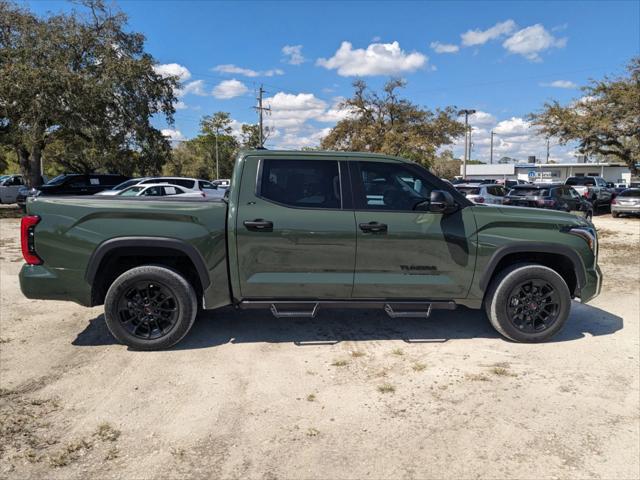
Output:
239 300 456 319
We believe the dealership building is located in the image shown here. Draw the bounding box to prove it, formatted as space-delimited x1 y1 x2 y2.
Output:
461 162 633 184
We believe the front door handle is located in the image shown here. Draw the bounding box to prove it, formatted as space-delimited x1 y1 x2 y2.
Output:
359 221 388 233
243 219 273 232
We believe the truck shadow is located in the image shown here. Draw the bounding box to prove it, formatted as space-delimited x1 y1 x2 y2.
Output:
73 301 623 350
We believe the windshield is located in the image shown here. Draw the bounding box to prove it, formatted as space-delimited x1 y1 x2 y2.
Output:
46 174 71 185
566 177 595 186
509 188 548 196
620 189 640 197
112 179 141 191
456 187 480 196
119 186 144 196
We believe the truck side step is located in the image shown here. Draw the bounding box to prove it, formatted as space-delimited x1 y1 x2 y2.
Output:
270 303 319 319
238 300 456 318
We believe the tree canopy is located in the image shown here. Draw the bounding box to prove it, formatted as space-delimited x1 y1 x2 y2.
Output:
0 0 178 185
530 57 639 173
320 79 465 167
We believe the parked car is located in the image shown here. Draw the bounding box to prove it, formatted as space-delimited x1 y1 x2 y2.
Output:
0 174 25 204
117 183 205 198
503 184 593 219
565 176 613 210
213 179 231 188
496 179 529 189
611 188 640 218
98 176 224 198
35 174 131 196
19 150 601 350
454 184 506 204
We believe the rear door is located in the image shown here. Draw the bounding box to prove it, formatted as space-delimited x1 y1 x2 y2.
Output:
235 156 356 299
351 160 476 300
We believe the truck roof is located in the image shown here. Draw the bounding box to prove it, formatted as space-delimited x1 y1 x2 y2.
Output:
241 149 410 163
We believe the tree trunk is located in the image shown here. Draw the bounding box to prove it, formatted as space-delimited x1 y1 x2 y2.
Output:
16 145 32 185
29 142 44 187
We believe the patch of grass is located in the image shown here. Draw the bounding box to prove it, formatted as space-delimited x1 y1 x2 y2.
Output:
490 366 516 377
306 427 320 437
105 446 119 461
412 362 427 372
391 348 404 356
331 359 348 367
0 337 11 344
170 447 186 459
49 451 71 467
377 383 396 394
466 373 490 382
306 394 316 402
94 422 120 442
48 438 92 467
350 350 366 358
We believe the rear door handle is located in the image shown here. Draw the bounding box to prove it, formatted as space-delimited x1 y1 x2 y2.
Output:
243 219 273 232
359 221 388 233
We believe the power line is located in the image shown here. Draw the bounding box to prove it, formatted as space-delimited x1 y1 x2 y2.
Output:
253 85 271 148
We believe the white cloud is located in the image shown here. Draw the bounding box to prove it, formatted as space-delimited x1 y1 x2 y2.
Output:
212 64 284 77
317 97 356 123
212 79 249 99
153 63 191 81
282 44 305 65
174 100 188 110
493 117 532 137
430 41 459 54
264 92 327 128
540 80 578 89
177 79 207 97
461 20 516 47
316 41 427 76
503 24 567 61
161 129 185 142
469 110 496 126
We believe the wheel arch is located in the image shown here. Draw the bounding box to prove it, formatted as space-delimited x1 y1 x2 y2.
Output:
86 237 210 306
480 243 586 298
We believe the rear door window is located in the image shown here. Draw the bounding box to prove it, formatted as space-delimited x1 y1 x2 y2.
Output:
258 159 341 209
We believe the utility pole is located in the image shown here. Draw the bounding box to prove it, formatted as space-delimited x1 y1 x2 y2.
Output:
458 109 476 178
214 125 220 180
546 136 550 164
490 130 495 164
253 85 271 148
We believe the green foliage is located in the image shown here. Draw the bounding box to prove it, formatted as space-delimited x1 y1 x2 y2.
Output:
530 57 639 173
320 79 465 167
429 150 462 179
0 0 177 185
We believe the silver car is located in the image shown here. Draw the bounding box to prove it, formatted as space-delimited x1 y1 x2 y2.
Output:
611 188 640 217
454 183 507 204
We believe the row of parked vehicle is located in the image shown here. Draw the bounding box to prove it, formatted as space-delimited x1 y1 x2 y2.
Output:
450 176 640 219
0 173 231 210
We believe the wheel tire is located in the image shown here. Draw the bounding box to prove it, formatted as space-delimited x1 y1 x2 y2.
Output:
484 263 571 343
585 211 593 221
104 265 198 350
612 212 619 218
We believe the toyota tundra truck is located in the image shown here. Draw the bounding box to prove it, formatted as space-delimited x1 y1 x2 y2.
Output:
19 150 602 350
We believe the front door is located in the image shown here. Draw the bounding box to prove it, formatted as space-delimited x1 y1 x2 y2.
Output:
235 157 356 299
350 160 476 300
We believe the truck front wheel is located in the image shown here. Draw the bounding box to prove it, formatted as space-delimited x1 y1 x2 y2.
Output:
484 263 571 342
104 265 198 350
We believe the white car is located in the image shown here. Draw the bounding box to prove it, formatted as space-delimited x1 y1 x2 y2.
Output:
117 183 205 198
97 176 224 198
454 183 506 204
0 174 25 204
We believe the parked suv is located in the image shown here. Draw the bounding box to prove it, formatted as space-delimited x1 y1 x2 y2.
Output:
0 174 25 204
97 177 223 198
503 184 593 219
36 174 130 196
454 184 506 204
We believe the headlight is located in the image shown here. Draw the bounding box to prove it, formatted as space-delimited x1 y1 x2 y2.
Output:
568 226 598 257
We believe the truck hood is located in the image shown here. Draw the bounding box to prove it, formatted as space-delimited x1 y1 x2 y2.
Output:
471 204 591 229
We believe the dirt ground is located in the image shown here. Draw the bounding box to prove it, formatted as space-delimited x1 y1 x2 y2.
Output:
1 207 639 480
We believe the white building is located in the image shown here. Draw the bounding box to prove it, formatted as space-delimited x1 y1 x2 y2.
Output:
461 162 633 184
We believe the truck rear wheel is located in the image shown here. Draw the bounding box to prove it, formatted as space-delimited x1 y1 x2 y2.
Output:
484 263 571 343
104 265 197 350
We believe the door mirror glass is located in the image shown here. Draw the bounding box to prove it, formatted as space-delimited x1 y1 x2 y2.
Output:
428 190 457 214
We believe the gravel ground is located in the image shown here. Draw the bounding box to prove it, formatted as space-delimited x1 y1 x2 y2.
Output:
1 209 638 480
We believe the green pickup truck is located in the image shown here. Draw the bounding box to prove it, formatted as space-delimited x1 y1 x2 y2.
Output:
19 150 602 350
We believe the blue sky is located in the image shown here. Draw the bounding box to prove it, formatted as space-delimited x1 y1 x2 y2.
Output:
27 1 640 162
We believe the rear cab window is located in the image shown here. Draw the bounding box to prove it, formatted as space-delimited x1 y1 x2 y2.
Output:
258 159 342 209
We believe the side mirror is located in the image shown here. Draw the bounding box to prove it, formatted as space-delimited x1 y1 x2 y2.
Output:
429 190 457 214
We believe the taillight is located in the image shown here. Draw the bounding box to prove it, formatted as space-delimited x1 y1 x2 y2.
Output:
536 199 556 207
474 197 485 203
20 215 42 265
583 191 590 198
611 198 617 205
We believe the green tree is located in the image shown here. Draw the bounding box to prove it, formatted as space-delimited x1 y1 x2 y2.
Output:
530 57 639 173
320 79 465 167
429 150 462 179
0 0 177 186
